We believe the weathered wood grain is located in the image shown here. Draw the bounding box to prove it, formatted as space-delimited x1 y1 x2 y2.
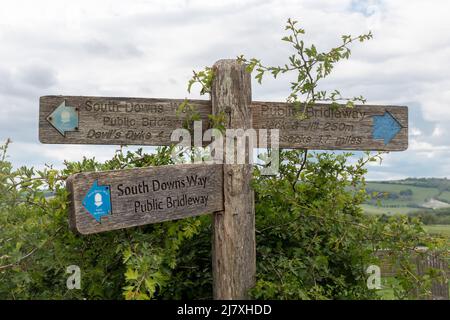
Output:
416 251 449 300
40 96 408 151
251 102 408 151
39 96 211 146
67 164 223 235
211 59 256 300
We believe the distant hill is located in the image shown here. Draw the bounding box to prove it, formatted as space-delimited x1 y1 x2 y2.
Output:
370 177 450 191
363 178 450 216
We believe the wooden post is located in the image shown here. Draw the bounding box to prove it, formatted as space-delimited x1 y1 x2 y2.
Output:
211 59 256 299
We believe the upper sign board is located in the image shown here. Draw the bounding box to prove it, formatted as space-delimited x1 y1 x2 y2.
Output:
251 102 408 151
40 96 407 151
39 96 211 146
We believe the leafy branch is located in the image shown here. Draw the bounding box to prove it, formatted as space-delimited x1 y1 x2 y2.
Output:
187 67 214 95
0 227 63 271
238 18 373 118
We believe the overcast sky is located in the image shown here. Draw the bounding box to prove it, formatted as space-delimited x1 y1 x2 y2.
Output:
0 0 449 180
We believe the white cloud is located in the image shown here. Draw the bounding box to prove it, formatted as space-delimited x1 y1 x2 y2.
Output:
432 126 444 137
410 127 422 137
416 84 450 122
409 139 450 153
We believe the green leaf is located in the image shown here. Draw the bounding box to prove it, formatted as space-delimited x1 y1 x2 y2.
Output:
125 269 139 281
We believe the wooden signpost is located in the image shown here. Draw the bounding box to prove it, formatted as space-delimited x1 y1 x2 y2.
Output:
40 59 409 300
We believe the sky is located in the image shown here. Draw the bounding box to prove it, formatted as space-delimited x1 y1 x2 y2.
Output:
0 0 449 180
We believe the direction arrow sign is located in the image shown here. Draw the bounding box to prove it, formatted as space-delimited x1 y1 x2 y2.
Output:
46 100 79 136
251 102 408 151
67 164 224 235
40 96 407 151
82 180 112 222
372 111 402 145
39 96 211 146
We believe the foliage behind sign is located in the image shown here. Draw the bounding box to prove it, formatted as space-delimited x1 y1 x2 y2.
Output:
0 141 445 300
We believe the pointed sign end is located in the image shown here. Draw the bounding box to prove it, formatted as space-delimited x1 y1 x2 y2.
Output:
372 111 402 145
47 100 79 137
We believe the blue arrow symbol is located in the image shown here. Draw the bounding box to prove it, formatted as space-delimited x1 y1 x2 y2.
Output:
46 100 79 136
82 180 112 223
372 111 402 145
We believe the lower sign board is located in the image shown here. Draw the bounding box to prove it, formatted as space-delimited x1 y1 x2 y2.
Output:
67 164 223 235
251 102 408 151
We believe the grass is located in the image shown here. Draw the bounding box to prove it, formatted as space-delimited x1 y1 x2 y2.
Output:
376 277 397 300
361 204 422 215
424 224 450 237
366 182 438 205
437 191 450 203
363 182 450 215
376 277 450 300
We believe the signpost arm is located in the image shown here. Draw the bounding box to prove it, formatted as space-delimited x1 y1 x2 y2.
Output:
211 59 256 299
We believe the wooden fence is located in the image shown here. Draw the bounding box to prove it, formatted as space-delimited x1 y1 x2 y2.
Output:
375 250 449 300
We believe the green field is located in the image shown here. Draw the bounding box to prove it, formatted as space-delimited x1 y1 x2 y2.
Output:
363 180 450 216
424 224 450 238
424 225 450 248
361 204 422 215
367 182 438 199
362 180 450 299
438 191 450 203
366 182 439 205
376 276 450 300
